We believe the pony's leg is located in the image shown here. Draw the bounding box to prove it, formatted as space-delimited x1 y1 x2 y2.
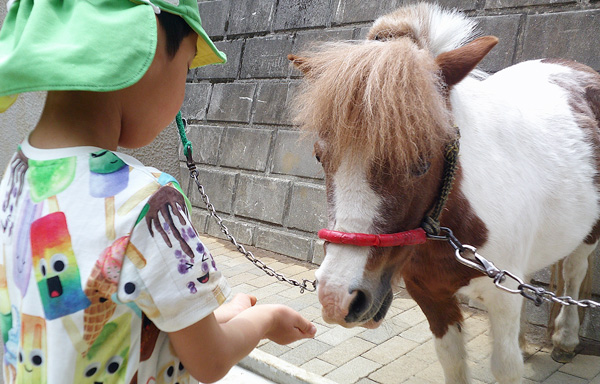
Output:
551 241 595 362
434 323 470 384
480 285 524 384
405 281 470 384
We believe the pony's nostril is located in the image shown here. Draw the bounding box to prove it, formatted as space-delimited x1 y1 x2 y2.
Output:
345 290 370 323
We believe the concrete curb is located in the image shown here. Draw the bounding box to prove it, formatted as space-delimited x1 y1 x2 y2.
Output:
240 349 339 384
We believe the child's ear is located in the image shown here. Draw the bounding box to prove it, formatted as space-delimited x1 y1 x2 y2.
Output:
288 54 311 75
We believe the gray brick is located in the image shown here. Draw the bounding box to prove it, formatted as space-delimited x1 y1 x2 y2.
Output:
255 227 312 261
286 182 327 232
220 127 273 171
207 82 256 122
581 302 600 341
437 0 479 11
234 175 290 224
485 0 573 9
273 0 330 31
190 206 209 233
198 0 228 38
189 167 237 214
519 10 600 71
293 28 355 52
312 239 325 265
332 0 401 25
474 15 521 72
197 40 243 80
182 83 211 121
178 125 223 165
241 35 294 79
206 216 255 245
178 163 192 197
271 130 324 179
253 82 294 125
228 0 276 36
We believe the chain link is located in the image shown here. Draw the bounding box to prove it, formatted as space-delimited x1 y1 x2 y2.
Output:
430 227 600 309
187 166 317 293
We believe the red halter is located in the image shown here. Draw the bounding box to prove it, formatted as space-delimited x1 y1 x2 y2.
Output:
318 228 427 247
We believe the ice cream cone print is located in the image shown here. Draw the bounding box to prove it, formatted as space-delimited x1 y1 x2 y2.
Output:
82 236 128 354
89 151 130 241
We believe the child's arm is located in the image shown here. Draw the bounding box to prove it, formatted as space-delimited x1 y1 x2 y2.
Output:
168 303 316 383
213 293 257 323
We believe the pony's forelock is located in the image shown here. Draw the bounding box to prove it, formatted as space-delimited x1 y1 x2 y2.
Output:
291 38 453 179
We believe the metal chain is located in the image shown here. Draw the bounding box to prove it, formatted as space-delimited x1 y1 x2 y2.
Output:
429 227 600 308
186 160 317 293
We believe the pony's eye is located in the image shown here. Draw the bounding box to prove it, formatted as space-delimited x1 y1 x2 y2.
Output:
315 154 321 163
412 160 431 176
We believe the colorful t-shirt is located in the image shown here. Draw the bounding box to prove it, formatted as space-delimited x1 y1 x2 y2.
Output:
0 139 230 384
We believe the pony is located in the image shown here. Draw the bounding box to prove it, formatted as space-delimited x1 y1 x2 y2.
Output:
288 3 600 384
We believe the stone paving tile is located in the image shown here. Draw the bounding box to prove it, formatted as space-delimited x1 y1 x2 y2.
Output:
558 354 600 379
368 354 429 384
523 351 563 382
300 358 337 376
404 339 438 364
259 340 292 357
317 324 365 346
362 336 420 365
319 337 376 366
355 379 378 384
202 235 600 384
325 356 382 384
408 360 445 383
357 321 407 345
278 339 333 366
466 332 493 362
399 320 433 344
392 306 428 326
542 371 588 384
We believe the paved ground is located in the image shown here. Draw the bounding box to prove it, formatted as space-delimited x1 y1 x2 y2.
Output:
203 234 600 384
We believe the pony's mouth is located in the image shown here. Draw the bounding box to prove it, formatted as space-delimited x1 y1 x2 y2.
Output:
346 290 394 328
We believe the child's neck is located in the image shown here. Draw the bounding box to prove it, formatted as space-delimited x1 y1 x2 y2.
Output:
29 91 122 151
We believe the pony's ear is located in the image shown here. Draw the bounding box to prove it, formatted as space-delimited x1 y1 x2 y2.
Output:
435 36 498 87
288 54 311 75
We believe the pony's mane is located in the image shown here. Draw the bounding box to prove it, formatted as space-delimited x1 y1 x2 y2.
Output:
368 2 477 56
292 39 452 178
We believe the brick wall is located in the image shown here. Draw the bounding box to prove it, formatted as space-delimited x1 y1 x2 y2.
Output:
181 0 600 338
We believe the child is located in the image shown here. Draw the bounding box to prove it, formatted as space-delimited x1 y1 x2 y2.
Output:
0 1 316 383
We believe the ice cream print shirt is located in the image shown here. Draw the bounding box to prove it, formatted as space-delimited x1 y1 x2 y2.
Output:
0 139 230 384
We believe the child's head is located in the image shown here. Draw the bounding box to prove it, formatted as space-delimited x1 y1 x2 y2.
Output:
0 0 226 136
114 12 197 148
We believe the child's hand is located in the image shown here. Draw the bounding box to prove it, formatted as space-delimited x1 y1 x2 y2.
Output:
214 293 257 323
263 304 317 345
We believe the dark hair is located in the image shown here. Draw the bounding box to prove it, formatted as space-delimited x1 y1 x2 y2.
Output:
156 12 194 58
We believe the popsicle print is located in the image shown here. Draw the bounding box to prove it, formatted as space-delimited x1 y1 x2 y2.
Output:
89 150 130 240
17 314 47 384
27 157 76 212
0 260 12 343
13 194 42 297
156 341 190 384
1 151 28 237
75 312 131 384
30 212 91 320
3 308 19 384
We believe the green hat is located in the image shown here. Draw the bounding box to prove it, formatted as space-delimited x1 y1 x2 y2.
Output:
0 0 226 112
